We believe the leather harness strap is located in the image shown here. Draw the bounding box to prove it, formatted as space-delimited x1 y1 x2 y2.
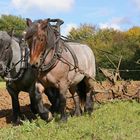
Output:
63 42 78 69
39 42 63 72
38 39 79 72
37 21 79 72
4 40 29 82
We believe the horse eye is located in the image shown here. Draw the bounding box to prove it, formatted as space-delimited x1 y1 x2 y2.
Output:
38 36 44 42
5 45 9 50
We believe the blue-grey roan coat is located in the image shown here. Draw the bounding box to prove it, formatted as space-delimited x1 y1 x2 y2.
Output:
26 19 96 122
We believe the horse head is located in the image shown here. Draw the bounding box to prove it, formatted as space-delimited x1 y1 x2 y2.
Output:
0 31 12 77
26 18 53 66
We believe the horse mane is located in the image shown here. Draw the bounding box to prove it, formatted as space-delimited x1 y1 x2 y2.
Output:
46 22 57 49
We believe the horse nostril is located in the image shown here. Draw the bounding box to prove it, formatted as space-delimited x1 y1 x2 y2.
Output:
31 62 38 69
31 62 39 69
31 64 37 69
35 62 38 66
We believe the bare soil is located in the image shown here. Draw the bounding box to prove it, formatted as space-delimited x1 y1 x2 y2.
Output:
0 88 74 128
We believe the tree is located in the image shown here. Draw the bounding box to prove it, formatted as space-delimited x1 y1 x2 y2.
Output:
68 24 140 80
0 15 27 36
68 24 97 43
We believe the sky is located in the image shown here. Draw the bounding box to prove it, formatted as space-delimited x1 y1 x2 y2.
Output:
0 0 140 35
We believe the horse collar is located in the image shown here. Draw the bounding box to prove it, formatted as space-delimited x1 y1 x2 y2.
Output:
38 41 63 72
4 40 29 82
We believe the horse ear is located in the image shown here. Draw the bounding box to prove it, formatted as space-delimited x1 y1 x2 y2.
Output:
41 19 49 29
26 18 32 27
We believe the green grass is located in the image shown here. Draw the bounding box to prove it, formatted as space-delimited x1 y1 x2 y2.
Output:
0 100 140 140
0 82 6 89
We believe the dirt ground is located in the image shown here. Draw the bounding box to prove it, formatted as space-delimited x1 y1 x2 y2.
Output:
0 88 75 128
0 81 140 128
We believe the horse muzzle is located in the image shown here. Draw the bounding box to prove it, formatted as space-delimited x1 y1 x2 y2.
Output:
31 62 40 69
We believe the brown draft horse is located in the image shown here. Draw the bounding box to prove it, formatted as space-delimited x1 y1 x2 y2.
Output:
25 18 96 122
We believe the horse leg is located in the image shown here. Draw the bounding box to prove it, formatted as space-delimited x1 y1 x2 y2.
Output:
28 84 38 114
59 82 68 122
76 79 87 114
69 86 82 116
84 77 94 115
45 87 60 114
35 82 53 122
6 86 25 125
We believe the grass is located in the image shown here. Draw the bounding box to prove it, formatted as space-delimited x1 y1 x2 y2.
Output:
0 100 140 140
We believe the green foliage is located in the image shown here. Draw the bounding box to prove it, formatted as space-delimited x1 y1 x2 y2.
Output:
68 24 97 46
68 24 140 80
0 101 140 140
0 15 27 36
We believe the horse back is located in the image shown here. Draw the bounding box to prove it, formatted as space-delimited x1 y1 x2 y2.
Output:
65 42 96 78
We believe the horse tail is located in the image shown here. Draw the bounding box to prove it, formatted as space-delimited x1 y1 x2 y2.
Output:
77 78 87 112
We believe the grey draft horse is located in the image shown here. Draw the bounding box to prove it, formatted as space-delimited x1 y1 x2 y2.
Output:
25 18 96 122
0 31 60 125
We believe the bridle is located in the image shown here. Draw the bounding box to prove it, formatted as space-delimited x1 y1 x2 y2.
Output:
26 20 79 74
26 21 63 72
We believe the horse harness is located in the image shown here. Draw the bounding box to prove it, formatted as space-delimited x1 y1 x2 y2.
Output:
26 21 95 81
37 29 79 73
4 39 29 82
37 31 96 81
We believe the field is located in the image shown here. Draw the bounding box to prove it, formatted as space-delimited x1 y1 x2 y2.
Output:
0 82 140 140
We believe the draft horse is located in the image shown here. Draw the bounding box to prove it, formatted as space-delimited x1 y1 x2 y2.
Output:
0 31 59 124
25 18 96 121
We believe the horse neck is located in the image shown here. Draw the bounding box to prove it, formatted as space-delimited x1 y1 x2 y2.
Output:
10 39 21 74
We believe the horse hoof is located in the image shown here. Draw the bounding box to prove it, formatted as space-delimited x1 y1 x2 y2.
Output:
74 112 82 117
70 111 81 117
12 121 23 126
40 112 53 122
60 115 68 123
48 112 53 122
20 114 27 121
12 118 23 126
